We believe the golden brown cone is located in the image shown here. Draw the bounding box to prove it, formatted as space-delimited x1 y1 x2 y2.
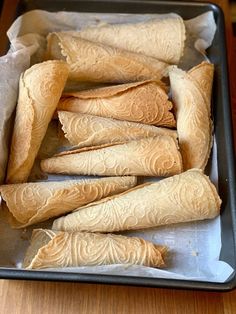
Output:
23 229 167 269
58 111 177 147
63 80 167 98
169 61 214 170
0 176 137 228
52 169 221 233
46 33 169 83
58 80 176 127
40 136 183 177
67 16 186 64
6 61 69 183
188 62 214 105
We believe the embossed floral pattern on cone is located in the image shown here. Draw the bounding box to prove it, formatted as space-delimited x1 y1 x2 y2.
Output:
46 33 169 83
169 61 214 170
58 111 177 148
69 16 186 64
58 80 176 127
6 60 69 184
52 169 221 233
0 176 137 228
40 136 183 177
23 229 167 269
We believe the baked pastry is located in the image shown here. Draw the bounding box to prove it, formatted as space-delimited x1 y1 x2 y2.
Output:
23 229 167 269
58 111 177 147
52 169 221 233
58 80 175 127
68 16 186 64
6 60 69 183
169 62 214 170
41 136 183 177
46 33 169 83
0 176 136 228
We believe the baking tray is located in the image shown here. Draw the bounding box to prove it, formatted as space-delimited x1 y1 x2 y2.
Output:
0 0 235 291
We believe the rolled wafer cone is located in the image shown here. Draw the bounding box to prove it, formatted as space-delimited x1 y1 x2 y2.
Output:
41 136 183 177
58 111 177 147
6 61 69 184
23 229 167 269
46 33 169 83
169 62 214 170
52 169 221 233
0 176 136 228
58 80 176 127
67 16 186 64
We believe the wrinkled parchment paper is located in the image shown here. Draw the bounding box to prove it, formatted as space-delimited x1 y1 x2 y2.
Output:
0 10 234 283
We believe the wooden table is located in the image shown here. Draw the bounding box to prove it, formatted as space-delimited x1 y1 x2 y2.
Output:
0 0 235 313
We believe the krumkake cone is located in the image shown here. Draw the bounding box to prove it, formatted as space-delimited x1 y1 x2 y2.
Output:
23 229 167 269
0 176 137 228
169 62 214 170
58 111 177 147
6 60 69 183
52 169 221 233
46 33 169 83
66 16 186 64
58 80 176 127
40 136 183 177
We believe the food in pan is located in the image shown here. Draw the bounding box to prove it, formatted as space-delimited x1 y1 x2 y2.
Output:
23 229 167 269
46 33 169 83
68 16 186 63
52 169 221 233
0 10 219 276
58 111 177 147
57 80 175 127
6 60 69 184
40 136 183 177
169 61 214 170
0 176 136 228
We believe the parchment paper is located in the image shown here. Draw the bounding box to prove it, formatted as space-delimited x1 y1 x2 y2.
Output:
0 10 234 283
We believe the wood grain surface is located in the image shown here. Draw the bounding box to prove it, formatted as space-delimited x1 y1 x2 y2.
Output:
0 0 236 313
0 280 230 314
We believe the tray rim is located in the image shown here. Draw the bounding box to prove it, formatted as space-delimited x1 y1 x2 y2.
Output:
0 267 235 291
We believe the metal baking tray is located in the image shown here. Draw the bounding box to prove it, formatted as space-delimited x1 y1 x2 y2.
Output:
0 0 235 291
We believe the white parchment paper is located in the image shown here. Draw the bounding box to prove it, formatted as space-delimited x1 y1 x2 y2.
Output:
0 10 234 283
